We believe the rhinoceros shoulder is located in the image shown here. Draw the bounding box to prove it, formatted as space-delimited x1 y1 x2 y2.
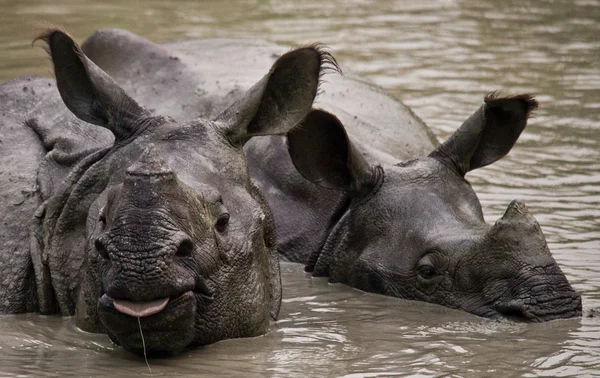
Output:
0 75 113 313
0 76 51 313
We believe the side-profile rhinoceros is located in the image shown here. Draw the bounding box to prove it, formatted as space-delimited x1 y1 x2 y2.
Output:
247 101 583 322
0 28 336 353
79 29 581 321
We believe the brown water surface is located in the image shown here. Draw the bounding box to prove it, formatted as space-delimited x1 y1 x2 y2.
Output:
0 0 599 376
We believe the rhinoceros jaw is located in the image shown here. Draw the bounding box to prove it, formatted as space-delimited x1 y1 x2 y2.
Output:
112 297 170 317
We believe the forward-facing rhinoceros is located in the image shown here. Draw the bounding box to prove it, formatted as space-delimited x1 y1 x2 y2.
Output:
0 28 336 353
78 29 581 322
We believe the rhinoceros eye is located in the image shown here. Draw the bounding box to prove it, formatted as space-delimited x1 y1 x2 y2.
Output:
216 212 230 233
418 265 438 280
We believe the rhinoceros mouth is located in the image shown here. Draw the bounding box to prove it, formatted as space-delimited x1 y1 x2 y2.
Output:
98 291 205 352
99 290 192 318
110 296 170 317
101 284 213 314
98 290 213 331
493 292 582 322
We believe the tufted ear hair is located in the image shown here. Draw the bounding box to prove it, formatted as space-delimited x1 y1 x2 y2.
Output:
429 93 538 176
214 45 341 146
36 28 148 142
287 109 376 195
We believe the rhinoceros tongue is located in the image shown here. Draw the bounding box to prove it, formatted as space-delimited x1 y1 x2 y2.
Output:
112 297 170 317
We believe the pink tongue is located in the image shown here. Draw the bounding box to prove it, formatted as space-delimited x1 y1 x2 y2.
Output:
113 297 169 317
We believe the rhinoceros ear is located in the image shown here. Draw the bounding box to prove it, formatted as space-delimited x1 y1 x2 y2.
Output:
36 29 147 141
214 45 340 145
430 93 538 176
287 109 376 194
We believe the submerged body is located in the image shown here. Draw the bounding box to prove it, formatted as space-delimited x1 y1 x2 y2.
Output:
0 29 333 353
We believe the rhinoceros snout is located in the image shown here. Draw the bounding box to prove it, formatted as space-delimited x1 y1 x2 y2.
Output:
96 227 203 302
494 287 582 322
94 230 194 261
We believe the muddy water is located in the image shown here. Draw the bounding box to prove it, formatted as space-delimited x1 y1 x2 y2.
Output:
1 0 599 376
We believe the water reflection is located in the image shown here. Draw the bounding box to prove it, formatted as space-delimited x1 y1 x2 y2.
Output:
0 0 599 376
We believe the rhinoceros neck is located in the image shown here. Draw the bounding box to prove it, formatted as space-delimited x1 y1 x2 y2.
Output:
305 194 353 275
306 166 385 278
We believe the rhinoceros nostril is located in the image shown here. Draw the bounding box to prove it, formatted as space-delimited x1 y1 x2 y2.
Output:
175 238 194 257
94 237 109 260
495 301 531 322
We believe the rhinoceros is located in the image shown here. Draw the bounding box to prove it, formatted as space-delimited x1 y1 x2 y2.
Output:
78 29 582 321
246 101 584 322
0 28 337 353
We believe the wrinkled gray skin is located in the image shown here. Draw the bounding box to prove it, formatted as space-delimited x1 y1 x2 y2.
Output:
73 30 580 321
247 99 583 322
0 28 332 354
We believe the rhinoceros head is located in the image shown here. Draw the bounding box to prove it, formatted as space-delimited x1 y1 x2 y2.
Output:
37 29 336 353
287 97 581 321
